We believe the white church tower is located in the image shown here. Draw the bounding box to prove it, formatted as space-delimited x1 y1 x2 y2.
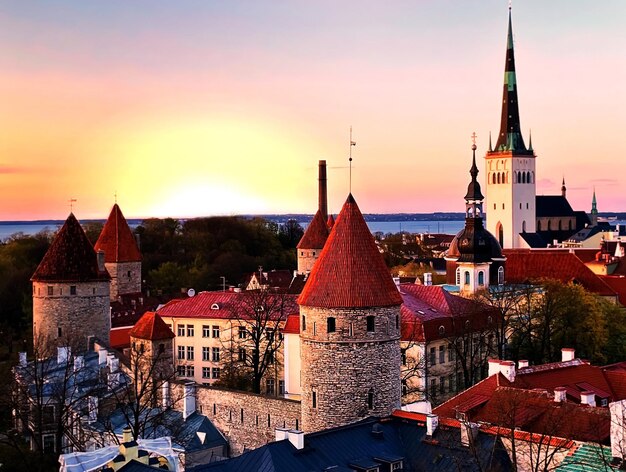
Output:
485 7 536 249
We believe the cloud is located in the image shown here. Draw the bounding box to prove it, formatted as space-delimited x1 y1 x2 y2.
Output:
589 178 619 186
0 165 22 174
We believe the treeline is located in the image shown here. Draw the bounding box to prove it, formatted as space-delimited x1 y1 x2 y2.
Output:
135 217 302 294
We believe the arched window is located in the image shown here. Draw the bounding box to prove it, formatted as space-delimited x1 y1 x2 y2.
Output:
548 220 552 231
506 172 510 183
531 171 534 183
497 173 501 184
439 325 446 336
497 222 504 247
521 172 526 184
456 267 461 286
537 220 542 231
569 220 573 230
527 171 531 183
558 220 562 231
327 317 336 333
498 266 505 285
522 220 526 232
367 389 374 410
519 203 522 209
492 173 497 184
478 271 485 286
513 172 517 184
464 271 470 286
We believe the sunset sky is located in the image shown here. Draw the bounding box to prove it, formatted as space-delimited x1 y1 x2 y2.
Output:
1 1 625 220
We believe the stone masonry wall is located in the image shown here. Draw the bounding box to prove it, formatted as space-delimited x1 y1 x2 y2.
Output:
106 261 142 300
172 383 301 456
33 280 110 354
297 249 321 275
300 305 402 432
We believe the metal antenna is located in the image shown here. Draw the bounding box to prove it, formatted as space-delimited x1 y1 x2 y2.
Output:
68 198 77 213
349 126 356 193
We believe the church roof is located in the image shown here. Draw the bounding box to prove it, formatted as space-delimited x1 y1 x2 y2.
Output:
94 204 142 263
298 194 402 308
296 209 329 249
32 213 110 282
536 196 576 218
129 311 175 340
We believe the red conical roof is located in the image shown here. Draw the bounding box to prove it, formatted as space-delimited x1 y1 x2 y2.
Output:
32 214 110 282
94 204 141 263
129 311 175 340
326 214 335 230
297 209 329 249
298 194 402 308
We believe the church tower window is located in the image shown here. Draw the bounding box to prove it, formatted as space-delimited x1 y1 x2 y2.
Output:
327 317 336 333
478 271 485 286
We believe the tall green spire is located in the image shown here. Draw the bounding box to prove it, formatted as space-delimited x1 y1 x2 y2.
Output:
494 7 531 154
591 189 598 214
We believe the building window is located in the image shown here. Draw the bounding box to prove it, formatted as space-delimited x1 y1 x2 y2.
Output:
186 365 194 377
439 345 445 364
202 347 210 361
498 266 505 285
187 325 194 337
438 325 445 336
478 271 485 286
202 325 210 337
70 285 77 295
430 379 437 398
177 365 186 377
301 315 306 331
366 316 375 332
313 322 316 336
401 349 407 366
177 346 185 360
349 322 354 336
448 374 456 393
202 367 210 379
47 286 53 296
327 317 336 333
440 376 445 394
266 378 275 395
177 325 185 337
279 380 285 395
158 343 165 354
396 315 399 330
238 348 246 362
212 347 220 362
266 328 275 341
57 327 62 338
429 347 436 366
402 380 408 396
42 405 55 424
455 268 461 286
464 271 470 286
312 391 317 408
187 346 194 361
367 389 374 410
212 367 220 379
212 325 220 338
238 327 247 339
43 434 55 453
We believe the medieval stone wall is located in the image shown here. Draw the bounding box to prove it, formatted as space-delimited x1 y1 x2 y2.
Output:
172 383 301 456
106 261 142 300
32 281 110 354
299 305 401 432
297 249 320 275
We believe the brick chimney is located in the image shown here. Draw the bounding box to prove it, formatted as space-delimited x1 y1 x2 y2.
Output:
518 360 529 369
554 387 567 402
580 391 596 407
561 348 575 362
426 414 438 436
318 160 328 221
488 359 501 377
499 361 516 383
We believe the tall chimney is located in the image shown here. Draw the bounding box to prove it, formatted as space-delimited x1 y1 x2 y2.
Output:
318 160 328 221
561 348 575 362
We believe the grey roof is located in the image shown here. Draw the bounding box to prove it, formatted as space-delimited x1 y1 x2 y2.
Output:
520 232 548 248
536 195 576 218
189 416 511 472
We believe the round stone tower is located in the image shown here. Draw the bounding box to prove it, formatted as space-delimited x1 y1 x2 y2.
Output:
94 203 142 301
31 213 111 355
297 194 402 432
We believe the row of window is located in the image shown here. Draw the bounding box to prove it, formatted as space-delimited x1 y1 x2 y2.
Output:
488 171 534 185
537 219 573 232
455 267 504 287
177 346 220 362
427 344 456 366
36 285 96 296
175 324 250 339
302 315 398 335
311 389 375 410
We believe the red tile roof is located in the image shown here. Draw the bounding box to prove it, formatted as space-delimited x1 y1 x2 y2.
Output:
157 290 299 320
110 326 132 349
94 204 141 263
400 284 498 342
599 275 626 305
282 314 300 334
326 214 335 230
503 250 617 296
603 369 626 400
129 311 175 340
297 210 329 249
298 194 402 308
32 213 110 282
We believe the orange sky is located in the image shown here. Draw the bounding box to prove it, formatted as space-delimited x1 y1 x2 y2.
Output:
1 1 625 220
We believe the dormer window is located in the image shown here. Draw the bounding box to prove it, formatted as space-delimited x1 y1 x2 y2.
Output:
211 303 220 310
438 326 445 336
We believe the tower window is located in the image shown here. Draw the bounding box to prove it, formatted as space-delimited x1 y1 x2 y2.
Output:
498 266 505 285
349 322 354 336
455 267 461 286
478 271 485 286
327 317 336 333
502 203 505 210
396 315 399 330
312 391 317 409
57 327 62 338
302 315 306 331
366 316 375 332
464 271 470 286
48 286 53 296
313 322 316 336
127 270 131 278
70 285 76 295
367 389 374 410
493 203 496 210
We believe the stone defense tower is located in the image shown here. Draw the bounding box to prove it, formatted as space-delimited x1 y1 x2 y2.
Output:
296 160 330 275
129 311 175 405
485 7 536 249
94 203 142 301
445 143 505 295
31 213 111 354
298 194 402 432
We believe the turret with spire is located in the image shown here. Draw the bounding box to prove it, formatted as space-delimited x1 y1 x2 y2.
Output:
591 189 598 226
561 178 567 198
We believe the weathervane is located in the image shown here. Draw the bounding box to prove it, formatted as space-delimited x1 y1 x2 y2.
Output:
68 198 77 213
349 126 356 193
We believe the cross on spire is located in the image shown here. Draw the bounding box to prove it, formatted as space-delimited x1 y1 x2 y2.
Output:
68 198 77 213
471 132 478 147
349 126 356 193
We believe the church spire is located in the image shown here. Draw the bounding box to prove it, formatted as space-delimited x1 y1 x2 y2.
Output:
494 7 530 153
561 177 566 198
